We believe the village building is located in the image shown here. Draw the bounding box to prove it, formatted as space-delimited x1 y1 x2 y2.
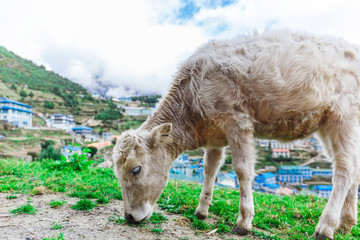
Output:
46 114 75 130
270 140 294 149
72 125 97 141
122 106 155 116
0 97 33 127
261 183 281 194
276 166 304 184
272 148 290 158
314 185 333 198
102 132 113 141
253 172 276 190
312 168 333 177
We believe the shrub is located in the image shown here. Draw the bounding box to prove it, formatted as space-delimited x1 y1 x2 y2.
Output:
86 146 97 157
39 145 61 161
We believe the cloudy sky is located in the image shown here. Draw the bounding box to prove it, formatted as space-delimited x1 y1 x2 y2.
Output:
1 0 360 97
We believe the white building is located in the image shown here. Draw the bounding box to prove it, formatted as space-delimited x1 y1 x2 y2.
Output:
270 140 294 149
123 107 155 116
46 114 75 130
272 148 290 158
0 97 33 127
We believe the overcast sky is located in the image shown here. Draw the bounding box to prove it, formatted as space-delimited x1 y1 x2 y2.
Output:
1 0 360 97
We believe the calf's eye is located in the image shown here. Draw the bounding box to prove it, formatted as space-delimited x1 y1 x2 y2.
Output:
132 166 142 175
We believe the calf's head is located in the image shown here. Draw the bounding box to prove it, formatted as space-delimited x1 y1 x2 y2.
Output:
112 123 173 223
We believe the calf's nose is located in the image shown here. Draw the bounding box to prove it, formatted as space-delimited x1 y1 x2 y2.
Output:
125 213 135 223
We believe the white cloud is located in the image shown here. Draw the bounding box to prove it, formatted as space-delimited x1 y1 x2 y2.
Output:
1 0 360 97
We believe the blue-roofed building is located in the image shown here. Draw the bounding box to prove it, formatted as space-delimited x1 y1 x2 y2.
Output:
261 183 281 194
170 159 192 176
276 166 304 184
0 97 33 127
177 153 189 162
253 172 276 190
72 126 97 141
314 185 333 198
312 168 333 177
72 125 93 135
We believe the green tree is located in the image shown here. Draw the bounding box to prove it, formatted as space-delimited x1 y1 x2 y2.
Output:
10 84 17 91
20 90 28 97
44 101 55 109
29 92 34 98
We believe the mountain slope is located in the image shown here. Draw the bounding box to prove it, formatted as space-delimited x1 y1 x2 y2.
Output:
0 46 109 123
0 46 86 94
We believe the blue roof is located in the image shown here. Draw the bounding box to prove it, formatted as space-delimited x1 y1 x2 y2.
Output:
72 126 93 130
314 185 333 191
257 172 275 179
263 183 280 189
0 98 33 108
0 106 33 113
62 146 82 151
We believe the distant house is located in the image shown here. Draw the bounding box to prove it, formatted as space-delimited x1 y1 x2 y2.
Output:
314 185 332 198
117 97 133 103
253 172 276 190
72 126 97 141
170 160 192 176
276 166 304 184
261 183 281 194
0 97 33 127
272 148 290 158
46 114 75 130
177 153 189 162
257 139 270 148
123 107 155 116
270 140 294 149
102 132 113 141
61 145 82 159
312 168 333 177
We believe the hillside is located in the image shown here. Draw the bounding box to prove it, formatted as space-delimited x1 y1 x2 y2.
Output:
0 46 112 123
1 158 360 240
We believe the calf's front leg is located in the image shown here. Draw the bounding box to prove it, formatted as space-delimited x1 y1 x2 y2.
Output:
228 130 256 235
195 148 224 219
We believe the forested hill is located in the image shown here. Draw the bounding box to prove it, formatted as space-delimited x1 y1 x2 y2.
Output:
0 46 105 121
0 46 87 94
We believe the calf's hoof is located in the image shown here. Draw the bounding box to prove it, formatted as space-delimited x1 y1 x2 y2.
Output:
194 210 207 220
232 225 250 235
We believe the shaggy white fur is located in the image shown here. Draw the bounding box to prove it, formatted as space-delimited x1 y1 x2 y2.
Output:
113 30 360 239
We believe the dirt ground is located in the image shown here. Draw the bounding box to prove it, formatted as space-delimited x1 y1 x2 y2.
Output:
0 192 252 240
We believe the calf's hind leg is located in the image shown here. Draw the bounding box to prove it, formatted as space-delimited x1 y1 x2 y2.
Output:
195 148 225 219
339 183 359 232
315 120 360 239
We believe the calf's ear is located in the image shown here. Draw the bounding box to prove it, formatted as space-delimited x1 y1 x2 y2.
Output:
150 123 173 147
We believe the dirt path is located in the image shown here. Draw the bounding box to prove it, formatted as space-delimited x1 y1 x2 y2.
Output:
0 193 253 240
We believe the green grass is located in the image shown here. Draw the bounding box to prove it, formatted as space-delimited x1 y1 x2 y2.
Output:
6 194 18 199
71 199 97 211
51 222 64 230
49 200 67 208
42 232 65 240
1 158 360 239
10 199 38 215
